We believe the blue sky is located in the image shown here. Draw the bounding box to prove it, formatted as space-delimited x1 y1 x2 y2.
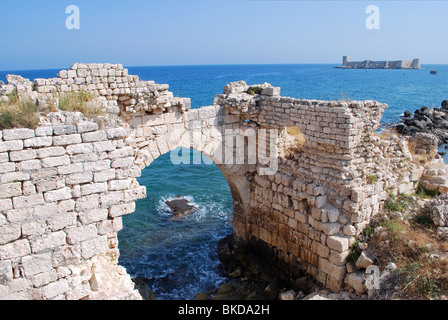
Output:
0 0 447 70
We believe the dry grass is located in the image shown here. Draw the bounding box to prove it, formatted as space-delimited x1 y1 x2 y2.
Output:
364 196 448 299
374 126 398 140
58 91 104 118
0 99 40 130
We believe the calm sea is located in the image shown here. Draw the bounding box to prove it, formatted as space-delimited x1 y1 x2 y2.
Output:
1 64 447 299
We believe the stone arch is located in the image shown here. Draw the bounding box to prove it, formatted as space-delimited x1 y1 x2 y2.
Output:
124 106 252 242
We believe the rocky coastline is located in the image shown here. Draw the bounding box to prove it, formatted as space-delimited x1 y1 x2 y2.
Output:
395 100 448 148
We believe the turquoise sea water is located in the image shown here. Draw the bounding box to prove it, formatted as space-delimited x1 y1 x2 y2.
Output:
1 64 447 299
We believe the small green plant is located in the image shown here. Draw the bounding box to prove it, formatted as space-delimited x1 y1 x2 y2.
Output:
399 262 443 299
8 88 20 105
367 174 379 184
413 184 440 199
380 219 407 234
384 198 404 212
413 211 434 227
247 86 262 95
362 224 375 237
347 240 361 263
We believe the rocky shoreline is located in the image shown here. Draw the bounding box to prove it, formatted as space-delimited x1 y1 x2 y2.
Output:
395 100 448 147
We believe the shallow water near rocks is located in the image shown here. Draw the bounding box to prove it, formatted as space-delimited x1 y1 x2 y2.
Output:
117 149 233 300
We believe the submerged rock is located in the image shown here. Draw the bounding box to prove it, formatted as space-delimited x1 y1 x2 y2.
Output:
165 197 198 219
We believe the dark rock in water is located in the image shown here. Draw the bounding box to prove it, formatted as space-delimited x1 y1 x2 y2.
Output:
166 198 198 217
403 110 412 118
394 101 448 148
442 100 448 110
132 277 157 300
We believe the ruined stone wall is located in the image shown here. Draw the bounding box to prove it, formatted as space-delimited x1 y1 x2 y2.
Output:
0 65 434 299
213 81 426 292
0 112 145 299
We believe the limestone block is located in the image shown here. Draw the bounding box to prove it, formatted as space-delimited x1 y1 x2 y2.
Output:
93 169 116 183
67 70 77 78
0 153 9 163
109 146 134 160
30 231 66 253
105 127 127 139
53 125 77 136
78 208 109 225
18 159 41 171
37 147 66 159
82 131 108 143
41 278 69 300
41 155 70 168
66 143 94 155
2 128 35 141
9 149 37 162
0 198 13 211
0 140 24 153
0 162 16 174
319 257 346 281
355 251 374 269
111 157 134 169
0 171 30 184
32 269 59 288
347 272 366 294
100 191 124 207
80 236 108 259
343 225 356 236
329 249 350 266
83 160 111 172
326 235 350 253
109 202 136 218
12 193 44 209
93 140 115 153
21 252 53 277
124 186 146 202
57 163 83 175
80 182 108 196
66 224 98 244
53 134 82 146
311 240 330 258
75 194 100 211
44 187 72 202
46 211 77 232
77 121 99 133
97 218 123 235
108 179 131 191
0 223 21 245
0 238 31 260
315 195 327 209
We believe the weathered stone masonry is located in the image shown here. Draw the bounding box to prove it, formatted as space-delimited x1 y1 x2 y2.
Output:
0 64 441 299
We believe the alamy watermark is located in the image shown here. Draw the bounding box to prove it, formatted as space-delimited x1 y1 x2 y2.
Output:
66 5 80 30
365 265 381 290
169 125 279 175
365 5 380 30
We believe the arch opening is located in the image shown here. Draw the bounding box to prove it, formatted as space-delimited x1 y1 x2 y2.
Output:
117 148 236 300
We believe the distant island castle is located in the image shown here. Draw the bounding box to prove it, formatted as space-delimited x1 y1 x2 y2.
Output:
336 56 421 69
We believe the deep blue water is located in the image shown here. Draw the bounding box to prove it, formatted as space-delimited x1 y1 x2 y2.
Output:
1 64 447 299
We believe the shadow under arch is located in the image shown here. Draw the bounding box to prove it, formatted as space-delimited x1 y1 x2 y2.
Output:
117 147 249 300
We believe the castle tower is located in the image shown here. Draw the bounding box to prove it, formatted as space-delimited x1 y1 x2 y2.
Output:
411 59 421 69
342 56 350 67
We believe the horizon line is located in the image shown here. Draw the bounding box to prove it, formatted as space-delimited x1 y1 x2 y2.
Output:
0 62 447 73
